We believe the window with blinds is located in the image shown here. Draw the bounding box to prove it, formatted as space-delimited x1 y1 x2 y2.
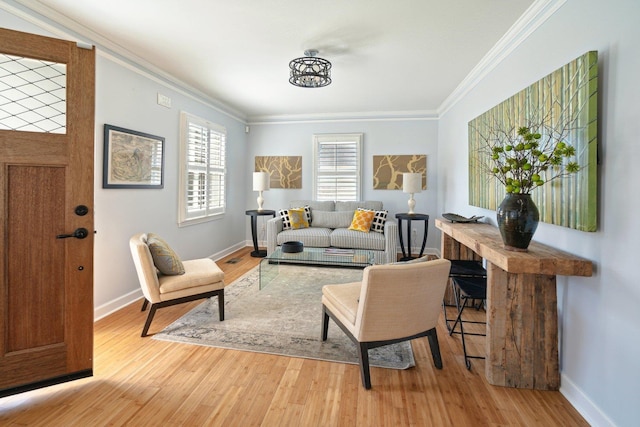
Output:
178 112 226 226
313 133 362 201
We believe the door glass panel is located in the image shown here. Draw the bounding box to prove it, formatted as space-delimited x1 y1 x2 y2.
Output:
0 53 66 134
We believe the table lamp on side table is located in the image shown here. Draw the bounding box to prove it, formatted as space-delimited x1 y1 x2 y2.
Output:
403 172 422 214
253 171 270 211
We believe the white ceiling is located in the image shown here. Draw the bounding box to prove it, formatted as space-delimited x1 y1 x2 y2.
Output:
17 0 535 121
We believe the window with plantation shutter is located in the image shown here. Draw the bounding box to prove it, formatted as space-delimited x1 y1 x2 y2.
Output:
178 112 226 226
313 133 362 201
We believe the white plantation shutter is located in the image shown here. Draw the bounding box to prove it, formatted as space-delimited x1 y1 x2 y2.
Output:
179 112 226 226
313 134 362 201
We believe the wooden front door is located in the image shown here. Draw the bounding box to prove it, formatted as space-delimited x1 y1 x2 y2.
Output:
0 28 95 396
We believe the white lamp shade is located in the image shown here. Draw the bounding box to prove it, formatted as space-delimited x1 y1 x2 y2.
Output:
402 173 422 194
253 171 270 191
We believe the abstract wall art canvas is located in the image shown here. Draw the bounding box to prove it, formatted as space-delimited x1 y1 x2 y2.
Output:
468 51 598 231
255 156 302 189
372 155 427 190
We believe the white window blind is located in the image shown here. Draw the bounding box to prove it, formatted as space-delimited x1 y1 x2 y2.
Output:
313 133 362 201
179 112 226 226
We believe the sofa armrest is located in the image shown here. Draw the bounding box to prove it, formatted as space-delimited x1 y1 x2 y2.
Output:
266 216 283 255
382 219 399 264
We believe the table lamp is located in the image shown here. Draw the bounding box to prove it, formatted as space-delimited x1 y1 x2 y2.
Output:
403 172 422 214
253 171 270 211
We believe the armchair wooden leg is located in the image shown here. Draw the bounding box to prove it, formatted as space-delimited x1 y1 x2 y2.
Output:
427 328 443 369
141 304 158 337
217 290 225 321
321 306 330 341
141 299 148 312
357 343 372 389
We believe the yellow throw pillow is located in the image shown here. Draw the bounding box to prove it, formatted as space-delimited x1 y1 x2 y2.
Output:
348 209 375 233
288 208 309 229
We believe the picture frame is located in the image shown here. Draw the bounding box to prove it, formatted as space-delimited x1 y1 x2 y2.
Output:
255 156 302 189
103 124 165 189
372 154 427 189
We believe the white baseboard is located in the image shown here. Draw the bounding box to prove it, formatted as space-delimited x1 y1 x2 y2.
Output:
560 373 615 427
209 241 248 260
94 241 249 321
94 288 143 321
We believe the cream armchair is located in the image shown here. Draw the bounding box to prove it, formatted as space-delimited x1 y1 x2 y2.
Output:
129 233 225 337
321 258 451 389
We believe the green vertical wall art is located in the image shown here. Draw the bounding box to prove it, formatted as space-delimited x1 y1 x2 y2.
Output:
468 51 598 231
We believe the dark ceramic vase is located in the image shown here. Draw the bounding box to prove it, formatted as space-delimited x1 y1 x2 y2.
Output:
496 193 539 252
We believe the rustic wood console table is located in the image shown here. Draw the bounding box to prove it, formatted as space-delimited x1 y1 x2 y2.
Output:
435 218 593 390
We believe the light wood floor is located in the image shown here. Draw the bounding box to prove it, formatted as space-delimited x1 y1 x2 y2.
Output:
0 247 587 426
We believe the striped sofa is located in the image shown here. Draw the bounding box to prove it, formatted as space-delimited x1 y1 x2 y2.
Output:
266 200 398 265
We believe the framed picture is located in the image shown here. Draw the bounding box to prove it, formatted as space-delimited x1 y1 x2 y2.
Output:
103 124 165 189
372 154 427 189
255 156 302 189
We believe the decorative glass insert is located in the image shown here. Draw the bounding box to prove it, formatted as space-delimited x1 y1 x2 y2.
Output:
0 53 66 133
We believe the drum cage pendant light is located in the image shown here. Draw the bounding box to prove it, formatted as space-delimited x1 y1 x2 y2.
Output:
289 49 332 88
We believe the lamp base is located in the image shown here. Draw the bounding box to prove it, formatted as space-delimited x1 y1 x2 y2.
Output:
407 194 416 214
257 192 264 211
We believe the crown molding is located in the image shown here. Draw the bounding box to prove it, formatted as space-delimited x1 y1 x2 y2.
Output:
6 0 566 125
9 0 248 123
437 0 567 117
248 110 438 125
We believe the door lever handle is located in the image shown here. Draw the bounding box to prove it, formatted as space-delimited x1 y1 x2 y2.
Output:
56 228 89 239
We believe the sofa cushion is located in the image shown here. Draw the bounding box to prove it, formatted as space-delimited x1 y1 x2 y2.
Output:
290 200 335 212
330 228 386 251
312 210 354 229
277 227 332 248
146 233 185 276
335 201 383 211
348 209 375 232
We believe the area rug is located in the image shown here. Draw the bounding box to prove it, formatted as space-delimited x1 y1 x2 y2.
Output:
154 264 415 370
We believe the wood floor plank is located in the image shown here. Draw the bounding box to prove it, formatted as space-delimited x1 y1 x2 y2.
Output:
0 246 588 426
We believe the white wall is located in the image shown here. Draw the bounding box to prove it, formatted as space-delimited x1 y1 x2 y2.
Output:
93 55 248 317
437 1 640 426
247 120 440 251
0 3 249 318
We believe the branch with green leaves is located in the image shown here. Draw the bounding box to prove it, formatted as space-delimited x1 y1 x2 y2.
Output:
476 117 581 194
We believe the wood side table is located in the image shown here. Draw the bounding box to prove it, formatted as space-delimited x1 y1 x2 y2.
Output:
395 213 429 261
245 210 275 257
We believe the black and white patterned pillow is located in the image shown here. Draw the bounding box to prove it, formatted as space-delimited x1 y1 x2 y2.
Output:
370 209 388 233
278 205 311 230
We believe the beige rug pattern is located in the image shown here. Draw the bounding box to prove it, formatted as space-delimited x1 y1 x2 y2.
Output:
154 264 415 369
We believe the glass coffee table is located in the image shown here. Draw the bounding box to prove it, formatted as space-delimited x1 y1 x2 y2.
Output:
260 247 374 289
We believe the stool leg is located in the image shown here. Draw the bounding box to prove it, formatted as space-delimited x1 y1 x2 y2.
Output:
449 284 464 336
458 298 473 370
443 279 458 333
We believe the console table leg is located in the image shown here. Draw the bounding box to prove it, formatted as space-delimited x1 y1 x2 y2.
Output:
485 263 560 390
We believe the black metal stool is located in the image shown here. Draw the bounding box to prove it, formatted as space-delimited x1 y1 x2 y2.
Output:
443 260 486 333
449 276 487 370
